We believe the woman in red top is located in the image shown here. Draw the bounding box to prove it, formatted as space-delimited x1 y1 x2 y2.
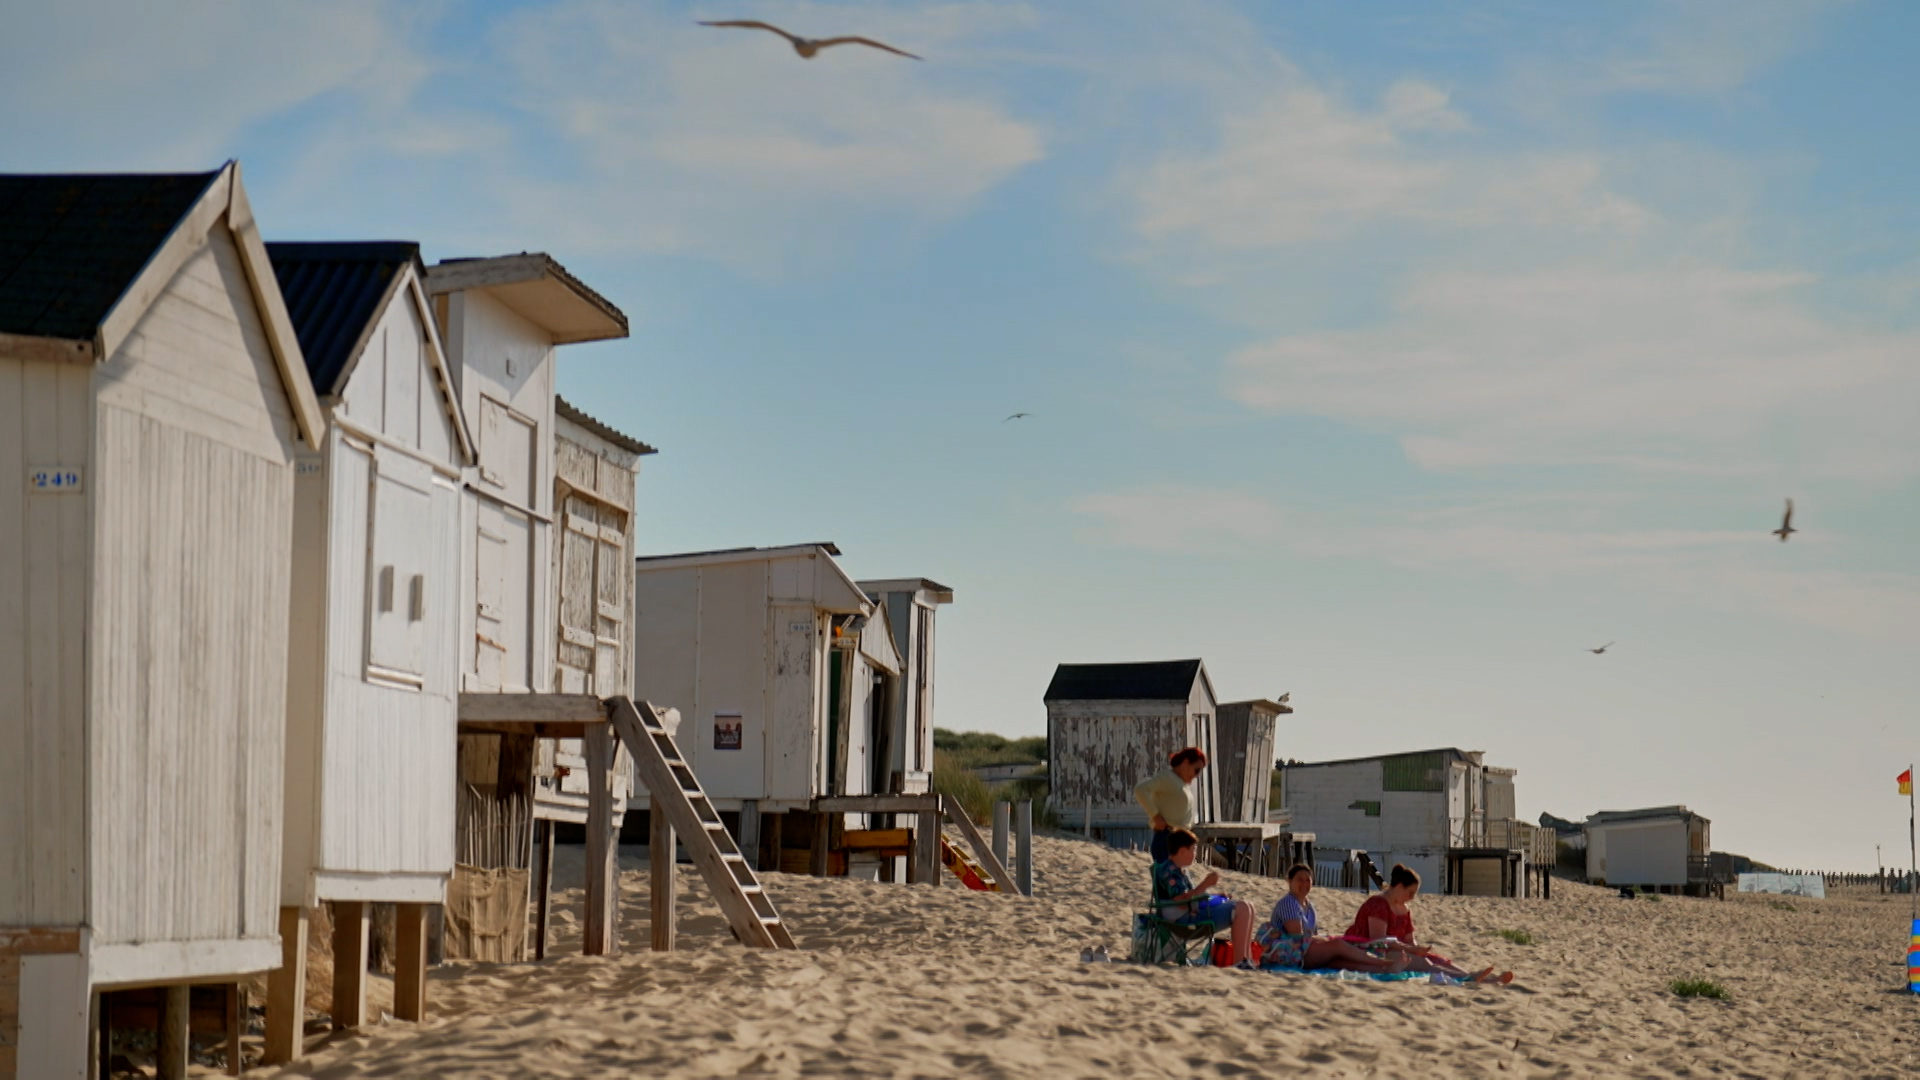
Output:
1345 864 1513 985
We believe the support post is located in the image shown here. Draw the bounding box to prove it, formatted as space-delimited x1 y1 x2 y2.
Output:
157 985 190 1080
1015 800 1034 897
393 903 429 1022
992 801 1010 872
225 984 245 1076
263 906 307 1064
533 819 555 960
651 799 677 952
1084 796 1093 841
765 812 783 873
332 901 369 1030
740 800 761 871
917 808 942 886
810 811 831 877
584 725 619 957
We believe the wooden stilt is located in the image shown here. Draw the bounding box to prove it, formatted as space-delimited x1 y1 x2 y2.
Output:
331 901 369 1030
992 801 1010 872
651 799 677 952
263 906 307 1064
225 984 245 1075
916 809 943 886
393 903 429 1022
583 725 619 956
1015 800 1034 897
739 800 761 871
810 811 830 877
533 819 554 960
765 811 783 872
157 985 190 1080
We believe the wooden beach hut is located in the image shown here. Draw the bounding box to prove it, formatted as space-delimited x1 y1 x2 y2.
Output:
262 241 473 1058
424 254 631 958
855 578 954 797
1044 659 1222 848
0 164 325 1078
1215 698 1291 824
632 546 976 882
1584 806 1716 896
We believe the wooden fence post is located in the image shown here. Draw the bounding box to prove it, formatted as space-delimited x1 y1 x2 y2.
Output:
992 801 1010 872
1015 800 1034 897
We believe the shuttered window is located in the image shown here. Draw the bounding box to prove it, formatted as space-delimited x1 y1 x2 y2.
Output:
367 449 434 686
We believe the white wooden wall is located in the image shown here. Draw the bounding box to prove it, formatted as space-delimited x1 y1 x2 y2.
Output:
1285 760 1453 860
632 552 841 810
1587 819 1688 886
87 227 298 952
1185 677 1219 822
0 359 92 928
442 290 555 695
283 282 462 904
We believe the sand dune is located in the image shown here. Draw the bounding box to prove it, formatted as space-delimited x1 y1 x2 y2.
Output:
246 835 1917 1077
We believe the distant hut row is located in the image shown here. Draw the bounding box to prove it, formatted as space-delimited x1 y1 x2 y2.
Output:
0 163 961 1078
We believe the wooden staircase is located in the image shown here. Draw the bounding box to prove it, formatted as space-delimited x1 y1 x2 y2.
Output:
608 697 796 949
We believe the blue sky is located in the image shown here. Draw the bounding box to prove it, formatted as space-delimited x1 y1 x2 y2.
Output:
7 0 1917 870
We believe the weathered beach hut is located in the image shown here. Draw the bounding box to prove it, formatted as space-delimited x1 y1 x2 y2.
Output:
1044 659 1222 847
855 578 954 796
0 164 325 1077
1584 806 1714 895
263 241 472 1056
424 254 629 946
533 397 654 824
1214 698 1291 824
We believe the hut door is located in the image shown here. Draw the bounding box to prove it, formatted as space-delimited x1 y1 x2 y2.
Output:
554 491 629 696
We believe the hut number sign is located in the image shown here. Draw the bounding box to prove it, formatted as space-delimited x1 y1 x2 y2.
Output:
28 466 83 493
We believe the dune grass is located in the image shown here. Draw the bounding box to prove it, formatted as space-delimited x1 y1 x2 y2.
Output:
1493 928 1536 946
1669 978 1730 1000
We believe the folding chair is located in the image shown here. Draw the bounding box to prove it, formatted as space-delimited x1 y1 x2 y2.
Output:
1130 902 1224 966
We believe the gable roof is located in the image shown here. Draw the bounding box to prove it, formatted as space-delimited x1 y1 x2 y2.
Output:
1044 659 1207 702
1586 805 1705 827
266 241 418 395
859 578 955 605
1286 747 1479 771
635 542 869 614
0 162 324 449
0 170 221 342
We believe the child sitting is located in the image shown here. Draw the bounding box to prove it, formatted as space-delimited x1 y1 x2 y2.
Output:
1151 828 1256 969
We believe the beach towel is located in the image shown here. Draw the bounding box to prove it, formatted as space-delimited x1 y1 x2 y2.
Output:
1257 964 1465 986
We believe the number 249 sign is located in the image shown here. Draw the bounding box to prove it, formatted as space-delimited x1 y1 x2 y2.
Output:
28 466 84 493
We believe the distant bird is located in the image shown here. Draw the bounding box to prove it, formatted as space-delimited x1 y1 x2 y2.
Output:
1589 642 1614 655
698 20 924 60
1276 692 1290 705
1003 412 1032 423
1773 498 1796 543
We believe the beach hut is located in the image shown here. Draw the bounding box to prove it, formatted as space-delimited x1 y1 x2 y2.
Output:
855 578 954 797
1279 748 1551 896
423 255 628 953
1214 698 1291 824
1044 659 1222 847
532 397 654 825
262 241 473 1056
0 164 325 1078
1583 806 1715 895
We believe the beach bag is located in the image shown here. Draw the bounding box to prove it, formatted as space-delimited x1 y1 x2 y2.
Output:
1209 940 1234 968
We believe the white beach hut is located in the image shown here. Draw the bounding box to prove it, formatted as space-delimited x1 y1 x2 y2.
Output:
855 578 954 797
263 241 473 1057
0 164 325 1078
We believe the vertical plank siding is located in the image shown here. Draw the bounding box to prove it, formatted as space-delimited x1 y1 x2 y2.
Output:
0 358 92 927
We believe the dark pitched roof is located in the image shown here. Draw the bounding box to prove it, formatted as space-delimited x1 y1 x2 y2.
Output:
556 396 657 456
636 542 841 563
0 170 220 340
1044 659 1204 702
265 241 420 396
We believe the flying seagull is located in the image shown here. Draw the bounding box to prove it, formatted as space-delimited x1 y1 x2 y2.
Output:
1003 412 1032 423
698 20 923 60
1589 642 1614 655
1773 498 1796 543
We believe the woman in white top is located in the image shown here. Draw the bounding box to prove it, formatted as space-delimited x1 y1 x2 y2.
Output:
1134 746 1207 862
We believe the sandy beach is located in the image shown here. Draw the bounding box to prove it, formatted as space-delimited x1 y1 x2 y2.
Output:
222 835 1920 1079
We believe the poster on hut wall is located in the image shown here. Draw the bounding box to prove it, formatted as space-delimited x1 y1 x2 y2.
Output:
715 711 743 750
1737 872 1826 899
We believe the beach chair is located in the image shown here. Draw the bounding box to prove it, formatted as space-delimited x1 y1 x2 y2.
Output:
1130 901 1223 965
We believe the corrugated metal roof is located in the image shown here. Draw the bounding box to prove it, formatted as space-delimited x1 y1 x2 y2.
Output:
1285 747 1476 771
1043 659 1204 702
1586 805 1704 826
556 396 656 456
265 241 419 396
0 170 220 340
635 542 841 563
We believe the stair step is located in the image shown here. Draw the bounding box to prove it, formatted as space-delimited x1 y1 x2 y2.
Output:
760 916 783 924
